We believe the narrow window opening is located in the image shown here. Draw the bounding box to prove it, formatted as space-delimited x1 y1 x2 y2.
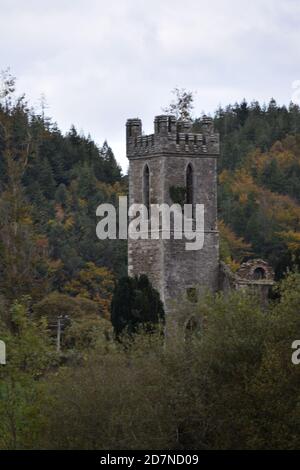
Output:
186 164 194 207
253 267 266 280
186 288 198 303
143 165 150 217
184 316 200 342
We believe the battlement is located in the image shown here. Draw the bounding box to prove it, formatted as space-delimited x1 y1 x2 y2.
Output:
126 115 220 158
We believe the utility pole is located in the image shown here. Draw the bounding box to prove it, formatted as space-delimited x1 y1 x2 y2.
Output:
55 315 69 353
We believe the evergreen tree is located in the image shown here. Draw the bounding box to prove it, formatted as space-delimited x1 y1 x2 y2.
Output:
111 275 165 337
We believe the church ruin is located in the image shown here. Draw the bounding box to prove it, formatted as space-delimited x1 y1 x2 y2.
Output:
126 115 274 317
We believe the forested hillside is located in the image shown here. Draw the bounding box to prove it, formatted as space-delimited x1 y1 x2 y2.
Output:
209 100 300 277
0 85 127 324
2 89 300 317
1 79 300 450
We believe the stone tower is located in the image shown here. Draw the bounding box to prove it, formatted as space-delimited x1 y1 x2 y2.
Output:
126 115 220 315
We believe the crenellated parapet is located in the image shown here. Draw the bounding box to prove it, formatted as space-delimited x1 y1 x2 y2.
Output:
126 115 220 158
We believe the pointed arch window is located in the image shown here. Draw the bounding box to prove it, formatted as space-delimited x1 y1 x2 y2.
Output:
186 163 194 207
143 164 150 215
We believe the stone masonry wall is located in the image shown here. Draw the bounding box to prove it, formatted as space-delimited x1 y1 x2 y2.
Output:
127 115 220 317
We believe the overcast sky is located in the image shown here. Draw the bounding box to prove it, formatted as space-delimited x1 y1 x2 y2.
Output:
1 0 300 172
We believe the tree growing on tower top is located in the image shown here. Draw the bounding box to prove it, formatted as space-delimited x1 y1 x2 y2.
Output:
162 87 194 121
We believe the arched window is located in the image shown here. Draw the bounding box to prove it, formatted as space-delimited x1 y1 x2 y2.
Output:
253 267 266 280
143 164 150 215
186 287 198 303
186 164 194 215
184 316 201 342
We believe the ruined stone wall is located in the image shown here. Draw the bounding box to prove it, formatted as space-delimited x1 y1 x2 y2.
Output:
219 260 275 308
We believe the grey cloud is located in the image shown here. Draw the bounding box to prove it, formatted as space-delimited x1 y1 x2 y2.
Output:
0 0 300 171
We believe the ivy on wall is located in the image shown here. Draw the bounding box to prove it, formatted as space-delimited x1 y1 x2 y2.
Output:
169 185 186 206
